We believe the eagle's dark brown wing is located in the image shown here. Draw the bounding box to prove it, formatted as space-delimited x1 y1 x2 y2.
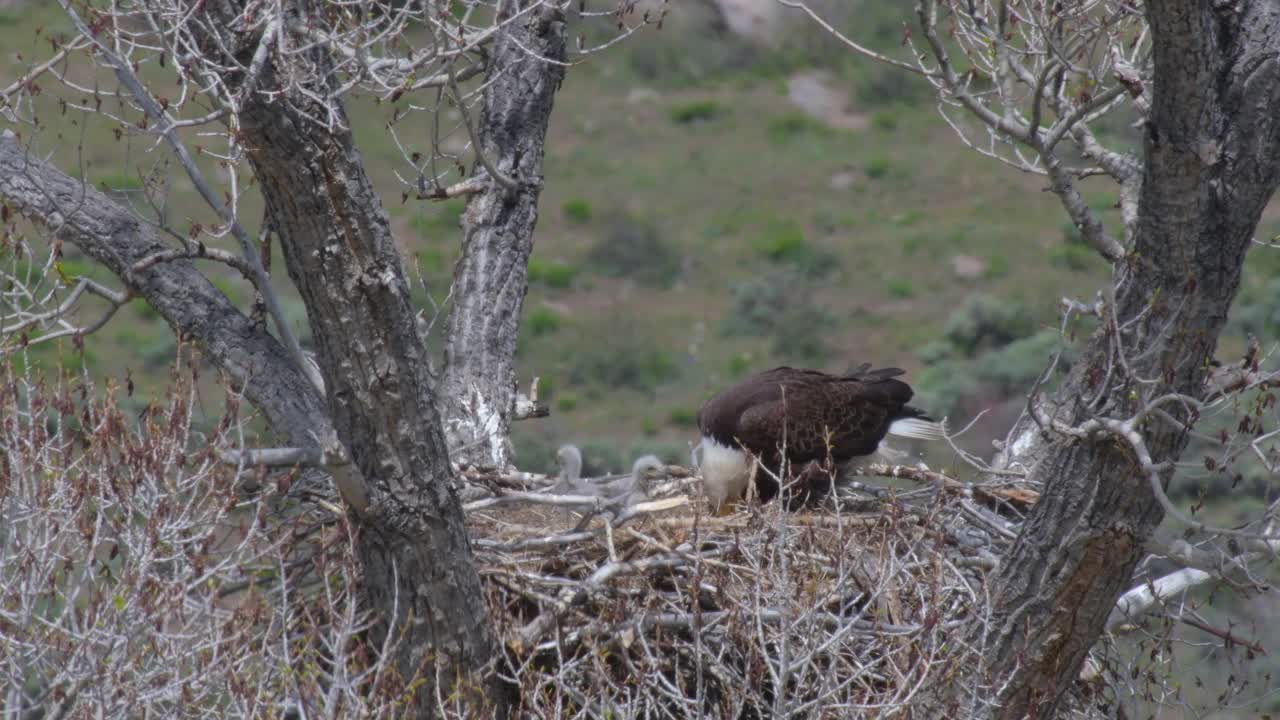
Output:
697 365 917 465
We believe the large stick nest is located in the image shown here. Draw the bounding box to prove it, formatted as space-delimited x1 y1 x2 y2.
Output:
455 462 1115 718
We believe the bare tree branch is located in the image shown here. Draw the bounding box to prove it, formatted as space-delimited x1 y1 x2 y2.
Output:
0 130 336 481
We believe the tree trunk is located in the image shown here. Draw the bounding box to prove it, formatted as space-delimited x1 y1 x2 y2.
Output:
439 0 567 468
231 33 505 720
238 102 504 715
944 2 1280 717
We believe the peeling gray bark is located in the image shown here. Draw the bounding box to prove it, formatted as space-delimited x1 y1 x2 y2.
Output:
439 0 567 468
0 132 331 459
236 55 504 720
943 2 1280 717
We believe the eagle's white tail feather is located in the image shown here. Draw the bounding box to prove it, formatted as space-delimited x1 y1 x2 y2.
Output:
888 417 946 441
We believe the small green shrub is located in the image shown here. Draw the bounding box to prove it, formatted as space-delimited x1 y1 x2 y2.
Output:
568 341 681 394
141 336 179 370
52 257 96 282
751 218 838 277
722 270 797 338
562 199 593 224
887 279 914 298
872 109 901 131
557 393 578 413
864 157 892 180
893 210 925 227
985 254 1010 279
632 441 695 468
943 294 1036 357
1049 243 1096 272
527 258 578 289
1230 277 1280 338
586 213 681 287
771 316 830 364
811 209 858 236
641 417 659 437
752 218 806 261
722 270 831 364
624 31 757 88
670 100 723 125
911 363 981 420
915 339 954 365
59 345 97 372
976 330 1073 394
208 275 242 306
727 353 753 378
766 111 828 144
527 307 562 336
668 407 698 427
902 232 930 256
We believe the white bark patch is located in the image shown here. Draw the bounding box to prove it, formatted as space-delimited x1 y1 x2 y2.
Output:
445 383 507 468
1010 426 1037 457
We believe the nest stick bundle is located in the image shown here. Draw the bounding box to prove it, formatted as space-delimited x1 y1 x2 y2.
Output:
455 461 1042 719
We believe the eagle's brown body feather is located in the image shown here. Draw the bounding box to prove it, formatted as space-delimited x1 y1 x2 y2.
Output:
696 364 933 506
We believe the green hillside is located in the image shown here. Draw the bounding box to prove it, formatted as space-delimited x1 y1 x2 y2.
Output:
6 0 1280 474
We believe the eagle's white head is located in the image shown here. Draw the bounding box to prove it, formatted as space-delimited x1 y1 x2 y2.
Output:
697 436 754 510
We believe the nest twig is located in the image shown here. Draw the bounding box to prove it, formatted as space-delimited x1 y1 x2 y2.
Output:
456 462 1093 718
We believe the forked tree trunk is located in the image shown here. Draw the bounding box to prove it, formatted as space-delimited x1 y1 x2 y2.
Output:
233 39 506 720
439 0 567 469
932 2 1280 717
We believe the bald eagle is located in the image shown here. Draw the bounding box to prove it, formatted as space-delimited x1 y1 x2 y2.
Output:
695 364 943 510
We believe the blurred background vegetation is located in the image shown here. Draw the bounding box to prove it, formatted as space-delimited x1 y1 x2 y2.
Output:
5 1 1280 714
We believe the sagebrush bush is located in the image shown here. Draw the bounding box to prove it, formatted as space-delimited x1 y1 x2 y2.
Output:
562 198 593 224
912 297 1061 418
1231 277 1280 338
669 100 723 124
750 217 838 278
586 212 682 287
943 294 1036 357
722 270 832 364
567 335 682 394
526 307 563 336
766 111 829 144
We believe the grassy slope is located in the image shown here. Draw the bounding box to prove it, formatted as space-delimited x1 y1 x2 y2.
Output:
0 3 1105 466
6 2 1280 471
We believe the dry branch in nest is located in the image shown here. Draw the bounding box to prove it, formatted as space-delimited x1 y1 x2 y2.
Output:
457 462 1109 718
